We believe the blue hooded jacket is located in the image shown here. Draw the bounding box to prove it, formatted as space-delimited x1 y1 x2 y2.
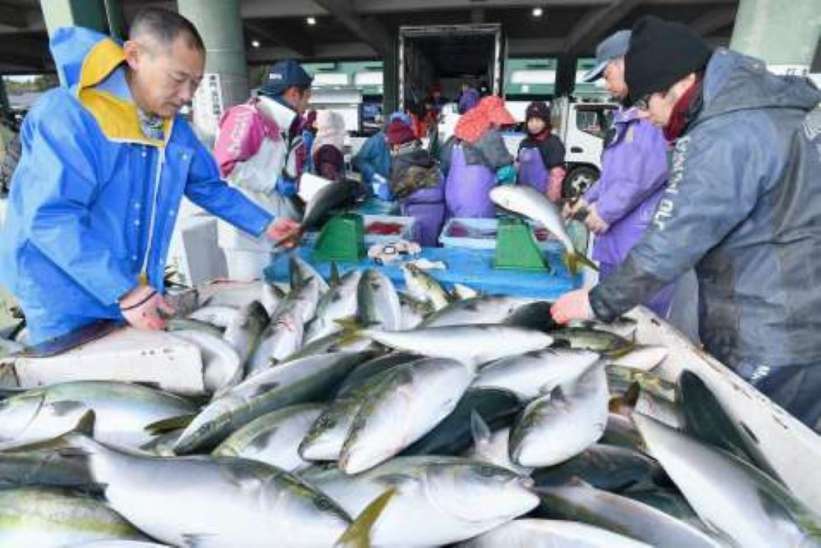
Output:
0 28 273 344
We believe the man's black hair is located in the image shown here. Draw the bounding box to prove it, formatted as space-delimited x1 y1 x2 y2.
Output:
129 8 205 52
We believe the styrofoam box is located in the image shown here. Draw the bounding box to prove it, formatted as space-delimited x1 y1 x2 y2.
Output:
303 214 417 246
439 217 565 252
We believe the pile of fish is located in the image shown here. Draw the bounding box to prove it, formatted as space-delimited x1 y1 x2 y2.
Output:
0 257 819 547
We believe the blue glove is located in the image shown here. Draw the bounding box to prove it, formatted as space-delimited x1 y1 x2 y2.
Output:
495 165 517 185
276 176 298 197
377 181 394 201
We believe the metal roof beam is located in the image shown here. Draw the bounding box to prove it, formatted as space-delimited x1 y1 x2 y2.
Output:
245 20 315 58
312 0 391 57
563 0 641 55
689 6 737 36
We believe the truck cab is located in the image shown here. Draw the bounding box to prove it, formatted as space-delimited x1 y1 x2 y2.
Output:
551 96 617 199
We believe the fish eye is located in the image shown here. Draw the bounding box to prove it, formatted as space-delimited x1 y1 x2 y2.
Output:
477 465 499 478
314 496 333 511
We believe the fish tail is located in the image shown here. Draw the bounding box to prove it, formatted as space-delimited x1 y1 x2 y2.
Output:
335 487 397 548
564 251 599 275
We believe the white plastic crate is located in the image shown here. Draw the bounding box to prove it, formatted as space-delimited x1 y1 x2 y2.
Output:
303 214 417 246
439 217 568 252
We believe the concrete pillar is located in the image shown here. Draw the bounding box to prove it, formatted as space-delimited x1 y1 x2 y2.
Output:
41 0 108 36
383 34 399 115
554 54 577 97
177 0 249 145
730 0 821 76
0 78 9 113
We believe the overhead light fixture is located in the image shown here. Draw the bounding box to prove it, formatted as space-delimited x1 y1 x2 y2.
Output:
251 40 260 48
532 7 543 18
307 17 317 26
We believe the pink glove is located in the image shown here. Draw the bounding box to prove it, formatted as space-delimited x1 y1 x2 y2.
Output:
584 203 610 235
119 285 175 331
551 289 594 324
547 166 566 203
266 217 301 249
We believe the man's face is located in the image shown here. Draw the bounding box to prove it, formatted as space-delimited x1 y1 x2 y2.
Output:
603 58 628 100
636 75 694 127
125 35 204 119
283 87 311 115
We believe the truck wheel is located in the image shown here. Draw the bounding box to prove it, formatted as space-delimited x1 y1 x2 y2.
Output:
563 166 600 200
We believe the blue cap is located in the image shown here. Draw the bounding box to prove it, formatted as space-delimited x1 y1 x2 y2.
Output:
260 59 313 98
582 30 631 83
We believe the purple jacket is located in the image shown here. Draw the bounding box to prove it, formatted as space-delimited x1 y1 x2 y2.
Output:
584 108 668 266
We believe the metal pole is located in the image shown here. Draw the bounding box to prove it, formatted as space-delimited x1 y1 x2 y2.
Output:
177 0 249 145
730 0 821 76
383 34 398 115
0 78 9 113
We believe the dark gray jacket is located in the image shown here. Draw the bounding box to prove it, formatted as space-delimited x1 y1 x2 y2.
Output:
440 129 514 174
591 49 821 373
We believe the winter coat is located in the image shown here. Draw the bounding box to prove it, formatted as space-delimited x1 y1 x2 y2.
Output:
0 28 273 343
352 131 390 186
590 49 821 374
583 108 668 266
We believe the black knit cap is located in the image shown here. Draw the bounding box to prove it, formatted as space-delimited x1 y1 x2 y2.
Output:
625 16 712 106
525 101 550 123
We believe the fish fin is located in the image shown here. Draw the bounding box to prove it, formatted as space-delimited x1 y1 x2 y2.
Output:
604 340 637 360
378 473 421 491
72 408 96 437
470 410 492 446
330 261 341 286
335 487 397 548
250 382 281 398
563 252 599 275
144 414 196 436
333 316 371 346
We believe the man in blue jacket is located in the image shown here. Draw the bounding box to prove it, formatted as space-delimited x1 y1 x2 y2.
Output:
552 16 821 431
352 111 412 200
0 8 298 345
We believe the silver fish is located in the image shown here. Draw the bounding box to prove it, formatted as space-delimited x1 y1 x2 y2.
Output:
0 487 147 546
401 263 451 311
489 185 597 274
303 455 539 546
458 518 651 548
511 362 609 467
174 351 372 454
357 269 402 331
212 403 324 473
339 357 474 474
634 413 821 548
473 348 601 401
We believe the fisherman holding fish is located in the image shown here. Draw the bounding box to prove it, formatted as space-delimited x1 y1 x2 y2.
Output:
552 16 821 431
0 8 297 344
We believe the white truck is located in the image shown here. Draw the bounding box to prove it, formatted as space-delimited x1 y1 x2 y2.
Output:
550 96 618 199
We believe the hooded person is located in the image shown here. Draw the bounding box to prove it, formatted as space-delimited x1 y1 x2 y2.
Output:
311 110 346 182
386 119 446 246
457 82 480 114
552 16 821 432
516 100 566 202
352 111 411 200
563 29 675 318
440 96 516 218
0 9 295 344
213 59 313 279
301 109 318 172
